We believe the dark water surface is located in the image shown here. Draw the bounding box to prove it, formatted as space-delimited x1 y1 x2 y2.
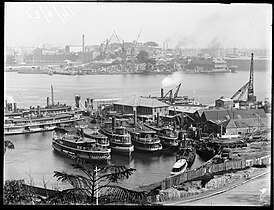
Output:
4 63 271 189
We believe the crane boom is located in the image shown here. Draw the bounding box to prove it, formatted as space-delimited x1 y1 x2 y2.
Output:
173 83 181 99
230 81 250 100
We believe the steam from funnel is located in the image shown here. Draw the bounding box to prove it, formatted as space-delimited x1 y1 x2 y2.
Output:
161 71 183 88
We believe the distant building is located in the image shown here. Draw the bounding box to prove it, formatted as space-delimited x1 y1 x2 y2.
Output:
215 97 233 109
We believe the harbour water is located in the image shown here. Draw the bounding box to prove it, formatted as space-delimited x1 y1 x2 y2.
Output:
4 64 271 190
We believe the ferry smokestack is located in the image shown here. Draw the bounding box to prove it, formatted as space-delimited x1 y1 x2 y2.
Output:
133 107 137 126
75 94 80 108
13 103 17 113
157 112 160 127
51 85 54 106
161 88 164 98
37 105 41 117
46 97 50 108
112 117 116 129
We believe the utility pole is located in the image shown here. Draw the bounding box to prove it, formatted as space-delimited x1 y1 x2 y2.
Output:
95 166 99 205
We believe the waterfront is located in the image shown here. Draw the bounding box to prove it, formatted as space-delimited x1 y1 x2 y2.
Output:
4 66 271 190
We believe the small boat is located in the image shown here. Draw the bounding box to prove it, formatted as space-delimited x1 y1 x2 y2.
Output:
125 121 162 152
144 123 178 148
170 158 188 176
99 119 134 155
52 127 111 161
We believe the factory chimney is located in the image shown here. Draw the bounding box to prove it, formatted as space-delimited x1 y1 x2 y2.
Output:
51 85 54 106
82 34 85 52
46 97 50 108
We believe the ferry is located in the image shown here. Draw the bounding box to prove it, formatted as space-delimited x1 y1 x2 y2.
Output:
125 121 162 152
170 158 188 176
99 120 134 155
52 127 111 161
4 110 83 136
144 123 178 148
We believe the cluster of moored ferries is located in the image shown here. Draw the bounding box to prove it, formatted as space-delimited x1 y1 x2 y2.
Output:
4 94 260 177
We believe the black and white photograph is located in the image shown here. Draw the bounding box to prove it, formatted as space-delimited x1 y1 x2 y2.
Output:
4 2 272 206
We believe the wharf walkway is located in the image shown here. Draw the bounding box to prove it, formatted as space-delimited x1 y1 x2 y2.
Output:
161 167 270 206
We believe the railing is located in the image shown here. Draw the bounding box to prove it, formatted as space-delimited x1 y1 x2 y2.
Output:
160 154 271 190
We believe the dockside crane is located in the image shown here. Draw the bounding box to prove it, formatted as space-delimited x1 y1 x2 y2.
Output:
230 53 256 104
162 83 182 103
130 28 142 72
114 30 127 71
247 53 256 103
230 81 250 101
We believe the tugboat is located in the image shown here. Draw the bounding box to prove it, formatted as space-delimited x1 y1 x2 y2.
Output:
125 119 162 152
52 126 111 161
176 131 196 168
195 138 218 161
99 118 134 155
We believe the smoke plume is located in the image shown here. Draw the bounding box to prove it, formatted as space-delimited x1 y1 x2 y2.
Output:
161 71 184 88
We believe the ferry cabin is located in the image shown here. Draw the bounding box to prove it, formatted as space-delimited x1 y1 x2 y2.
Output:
170 159 188 176
126 126 162 152
99 121 134 154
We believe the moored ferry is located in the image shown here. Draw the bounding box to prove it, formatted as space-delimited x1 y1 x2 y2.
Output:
4 112 83 135
125 121 163 152
52 127 111 161
99 120 134 155
144 123 178 148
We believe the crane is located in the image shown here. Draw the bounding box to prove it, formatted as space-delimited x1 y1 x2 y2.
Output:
231 53 256 103
247 53 256 102
172 83 181 102
163 83 182 103
114 30 126 71
230 81 250 101
131 28 142 72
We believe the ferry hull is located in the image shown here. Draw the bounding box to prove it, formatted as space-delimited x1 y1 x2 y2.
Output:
52 141 111 161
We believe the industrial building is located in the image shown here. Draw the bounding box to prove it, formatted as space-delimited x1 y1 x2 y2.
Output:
113 95 169 120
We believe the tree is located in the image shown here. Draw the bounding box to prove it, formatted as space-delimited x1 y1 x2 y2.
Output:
3 180 35 205
136 50 149 63
47 160 149 205
144 41 158 47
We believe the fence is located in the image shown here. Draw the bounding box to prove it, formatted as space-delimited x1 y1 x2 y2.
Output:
160 155 271 190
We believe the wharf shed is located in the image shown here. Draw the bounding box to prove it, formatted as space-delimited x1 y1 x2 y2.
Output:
113 95 169 120
224 117 270 135
198 108 267 134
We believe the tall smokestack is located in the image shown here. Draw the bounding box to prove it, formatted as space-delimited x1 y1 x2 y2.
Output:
51 85 54 106
82 34 85 52
161 88 164 98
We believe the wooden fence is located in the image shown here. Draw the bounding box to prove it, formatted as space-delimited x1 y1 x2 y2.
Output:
160 155 271 190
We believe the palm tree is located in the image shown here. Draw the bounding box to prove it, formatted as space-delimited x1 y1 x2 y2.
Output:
47 159 149 205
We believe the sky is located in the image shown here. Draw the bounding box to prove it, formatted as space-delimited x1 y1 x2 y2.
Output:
4 2 272 49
